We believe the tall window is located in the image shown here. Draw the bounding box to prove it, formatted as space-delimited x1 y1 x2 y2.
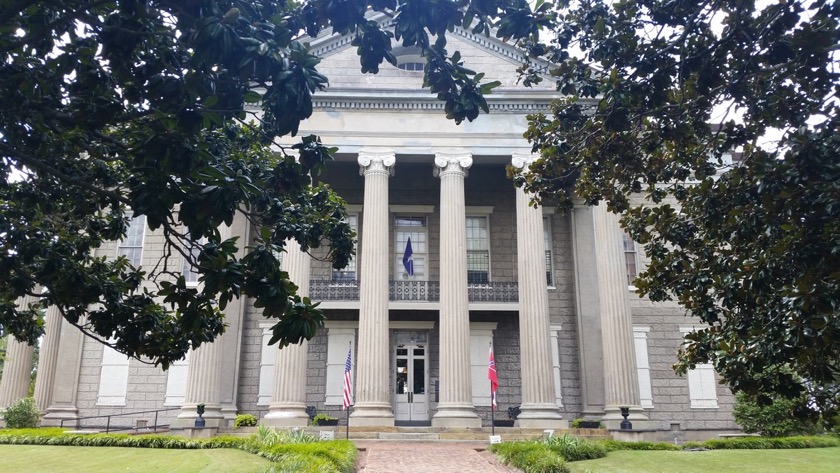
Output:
333 214 358 281
622 232 637 286
633 326 654 408
181 235 207 286
466 216 489 284
544 217 554 286
681 327 719 408
118 215 145 267
394 216 427 280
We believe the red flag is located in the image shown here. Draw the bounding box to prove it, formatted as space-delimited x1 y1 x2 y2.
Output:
342 347 353 409
488 346 499 410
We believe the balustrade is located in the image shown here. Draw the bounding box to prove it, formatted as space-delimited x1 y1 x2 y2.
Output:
308 279 518 303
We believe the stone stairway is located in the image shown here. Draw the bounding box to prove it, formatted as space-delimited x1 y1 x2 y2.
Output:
221 426 613 442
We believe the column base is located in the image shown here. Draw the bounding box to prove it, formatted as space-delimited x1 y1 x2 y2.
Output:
432 403 481 428
515 403 567 429
172 404 225 429
263 402 311 427
349 402 395 427
221 403 238 427
41 406 79 428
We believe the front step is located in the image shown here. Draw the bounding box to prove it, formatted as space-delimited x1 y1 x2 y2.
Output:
219 426 612 442
379 432 440 440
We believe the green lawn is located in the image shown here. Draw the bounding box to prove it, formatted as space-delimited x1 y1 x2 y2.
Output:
0 445 272 473
567 447 840 473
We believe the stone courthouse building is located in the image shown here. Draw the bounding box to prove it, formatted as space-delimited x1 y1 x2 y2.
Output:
0 13 739 437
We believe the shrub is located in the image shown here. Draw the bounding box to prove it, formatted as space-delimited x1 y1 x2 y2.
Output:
600 440 681 451
490 441 569 473
545 434 607 461
686 435 839 450
0 428 356 472
733 391 821 437
310 413 338 426
2 397 39 428
234 413 258 428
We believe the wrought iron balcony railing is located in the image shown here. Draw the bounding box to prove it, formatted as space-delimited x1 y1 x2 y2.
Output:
309 279 519 303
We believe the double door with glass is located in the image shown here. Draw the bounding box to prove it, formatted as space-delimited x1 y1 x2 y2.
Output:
394 344 429 423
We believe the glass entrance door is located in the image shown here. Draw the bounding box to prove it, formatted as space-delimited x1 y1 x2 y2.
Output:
394 344 429 423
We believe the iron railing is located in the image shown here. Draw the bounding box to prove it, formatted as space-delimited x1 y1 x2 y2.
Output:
310 279 518 303
59 407 181 433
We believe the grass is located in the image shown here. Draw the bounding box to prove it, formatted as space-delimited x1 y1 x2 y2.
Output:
566 447 840 473
0 445 272 473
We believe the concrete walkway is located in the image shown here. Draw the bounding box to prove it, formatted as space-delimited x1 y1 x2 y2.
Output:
355 441 520 473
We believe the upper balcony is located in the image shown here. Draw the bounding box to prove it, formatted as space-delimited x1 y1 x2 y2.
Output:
310 279 519 311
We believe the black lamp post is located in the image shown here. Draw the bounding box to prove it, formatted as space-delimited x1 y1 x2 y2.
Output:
619 406 632 430
195 404 206 428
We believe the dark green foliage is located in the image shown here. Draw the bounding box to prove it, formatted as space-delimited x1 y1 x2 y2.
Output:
2 397 40 428
490 441 570 473
0 0 532 369
233 413 258 428
545 434 607 462
684 436 839 450
0 428 356 473
601 440 682 452
733 392 822 437
515 0 840 419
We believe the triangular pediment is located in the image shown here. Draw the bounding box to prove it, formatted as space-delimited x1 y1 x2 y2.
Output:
305 12 554 91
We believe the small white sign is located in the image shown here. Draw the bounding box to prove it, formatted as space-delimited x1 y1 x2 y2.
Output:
320 430 335 441
489 435 502 444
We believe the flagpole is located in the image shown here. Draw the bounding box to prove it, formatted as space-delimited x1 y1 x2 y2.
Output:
491 377 495 437
490 341 495 437
346 341 352 440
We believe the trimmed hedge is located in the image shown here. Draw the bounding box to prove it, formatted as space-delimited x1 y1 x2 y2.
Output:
685 436 840 450
602 440 682 452
492 435 840 472
0 428 356 473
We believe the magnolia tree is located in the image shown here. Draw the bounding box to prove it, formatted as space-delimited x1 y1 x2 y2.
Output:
1 1 838 420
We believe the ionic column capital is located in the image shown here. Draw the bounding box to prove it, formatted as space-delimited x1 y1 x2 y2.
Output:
358 149 396 176
511 152 540 171
434 150 473 178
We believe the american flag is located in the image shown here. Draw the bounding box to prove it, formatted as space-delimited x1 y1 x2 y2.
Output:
488 346 498 410
342 346 353 409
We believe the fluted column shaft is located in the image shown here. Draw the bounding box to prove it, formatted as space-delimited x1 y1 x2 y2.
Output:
218 212 250 422
176 222 240 427
0 337 34 409
0 295 39 410
351 149 395 425
511 153 564 427
432 151 480 427
34 305 63 413
264 240 311 426
592 202 645 421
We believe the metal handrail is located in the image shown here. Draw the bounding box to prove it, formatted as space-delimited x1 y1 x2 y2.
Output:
60 407 182 434
310 278 519 303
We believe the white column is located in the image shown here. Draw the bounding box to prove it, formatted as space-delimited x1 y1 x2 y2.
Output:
592 201 648 425
219 212 250 423
432 150 480 427
0 295 39 412
350 149 395 425
570 204 606 417
511 153 565 428
175 221 242 428
33 305 63 413
41 316 84 427
263 240 312 426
